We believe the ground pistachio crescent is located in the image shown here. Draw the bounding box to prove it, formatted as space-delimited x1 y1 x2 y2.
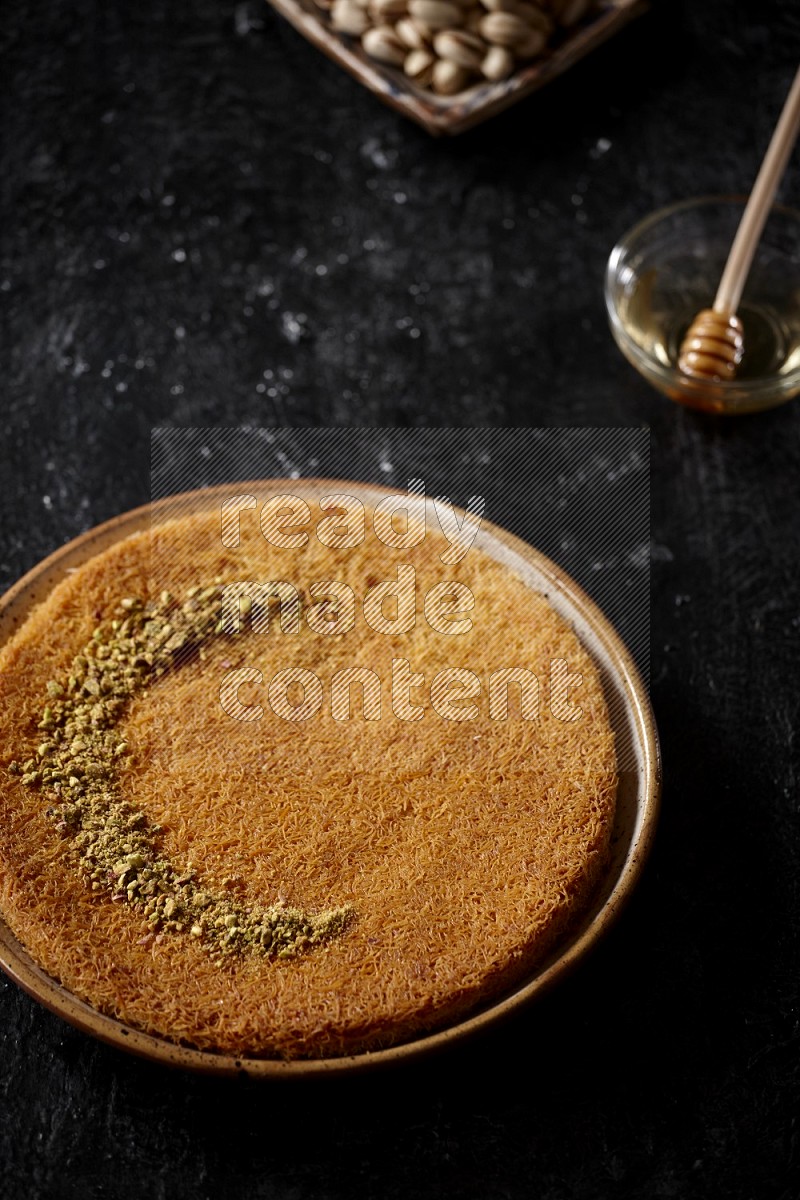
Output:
8 585 353 965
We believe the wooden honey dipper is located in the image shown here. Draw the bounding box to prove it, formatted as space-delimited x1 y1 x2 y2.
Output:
679 65 800 383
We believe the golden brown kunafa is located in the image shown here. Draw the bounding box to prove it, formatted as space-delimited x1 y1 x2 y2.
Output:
0 501 616 1058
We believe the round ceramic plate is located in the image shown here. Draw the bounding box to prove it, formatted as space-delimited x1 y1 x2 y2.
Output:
0 482 660 1076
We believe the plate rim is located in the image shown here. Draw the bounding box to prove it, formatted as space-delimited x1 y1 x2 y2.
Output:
0 479 660 1076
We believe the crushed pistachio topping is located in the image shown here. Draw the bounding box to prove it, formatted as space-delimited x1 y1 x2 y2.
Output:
9 585 352 964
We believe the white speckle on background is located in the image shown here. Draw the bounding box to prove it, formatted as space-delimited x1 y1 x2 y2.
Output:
627 543 651 569
360 138 396 170
281 313 305 344
235 2 263 35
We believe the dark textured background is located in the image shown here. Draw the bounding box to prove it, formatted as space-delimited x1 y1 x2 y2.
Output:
1 1 799 1197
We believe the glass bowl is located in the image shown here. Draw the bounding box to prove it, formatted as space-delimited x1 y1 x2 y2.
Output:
605 196 800 414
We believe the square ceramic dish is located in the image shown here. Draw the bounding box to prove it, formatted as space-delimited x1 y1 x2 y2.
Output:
266 0 645 135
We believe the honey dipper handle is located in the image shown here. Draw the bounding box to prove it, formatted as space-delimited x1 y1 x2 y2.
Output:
714 64 800 315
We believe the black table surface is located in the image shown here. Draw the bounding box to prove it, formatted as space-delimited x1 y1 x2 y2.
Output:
2 2 799 1197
